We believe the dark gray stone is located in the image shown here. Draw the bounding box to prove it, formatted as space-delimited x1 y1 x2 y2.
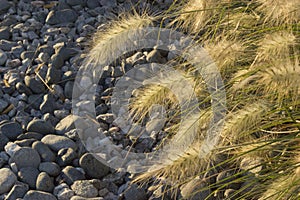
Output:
18 167 39 189
64 81 74 99
0 0 11 14
0 99 8 113
10 147 41 169
14 139 36 147
32 141 56 162
61 166 85 185
124 184 147 200
23 190 57 200
24 76 46 94
17 132 43 140
57 148 77 166
41 134 77 152
46 9 78 25
0 168 17 195
87 0 101 8
46 66 61 84
15 82 32 96
0 122 22 140
0 132 9 151
0 40 16 51
79 153 110 179
5 181 29 200
39 162 61 177
0 49 7 65
27 94 43 110
66 0 86 6
36 172 54 193
20 51 35 60
0 27 10 40
100 0 116 7
27 119 55 135
40 94 56 114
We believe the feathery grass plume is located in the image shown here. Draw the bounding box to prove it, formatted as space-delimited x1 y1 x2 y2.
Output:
221 102 269 145
130 84 177 120
258 173 300 200
134 110 213 185
85 12 154 66
203 36 245 76
256 30 297 63
256 0 300 25
255 56 300 104
171 0 222 34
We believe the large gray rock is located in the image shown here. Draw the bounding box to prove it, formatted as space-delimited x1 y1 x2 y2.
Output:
27 119 55 135
0 168 17 194
18 167 40 189
32 141 56 162
0 0 11 14
36 172 54 193
71 180 98 198
39 162 61 177
5 181 29 200
0 122 22 140
79 153 110 179
41 134 77 152
10 147 41 169
61 166 85 185
124 184 147 200
46 9 78 25
23 190 57 200
24 75 46 94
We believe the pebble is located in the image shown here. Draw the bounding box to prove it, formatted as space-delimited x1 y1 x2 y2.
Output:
17 132 43 140
71 196 104 200
0 121 23 140
41 134 77 152
0 132 9 151
23 190 57 200
0 168 17 194
24 75 46 94
79 153 110 179
0 0 11 14
57 147 77 166
40 94 56 114
71 180 98 198
18 167 39 189
36 172 55 193
61 166 86 185
39 162 61 177
57 187 75 200
0 49 7 65
124 184 147 200
55 114 79 134
27 119 55 135
10 147 41 169
46 9 78 25
46 66 61 84
32 141 56 162
5 181 29 200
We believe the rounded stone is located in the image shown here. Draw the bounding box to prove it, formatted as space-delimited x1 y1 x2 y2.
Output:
39 162 61 177
18 167 39 189
23 190 57 200
79 153 110 179
27 119 55 135
32 141 56 162
41 134 77 152
0 168 17 194
0 122 22 140
36 172 54 193
71 180 98 198
10 147 41 169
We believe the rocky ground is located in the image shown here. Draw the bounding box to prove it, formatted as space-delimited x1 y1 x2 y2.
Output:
0 0 176 199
